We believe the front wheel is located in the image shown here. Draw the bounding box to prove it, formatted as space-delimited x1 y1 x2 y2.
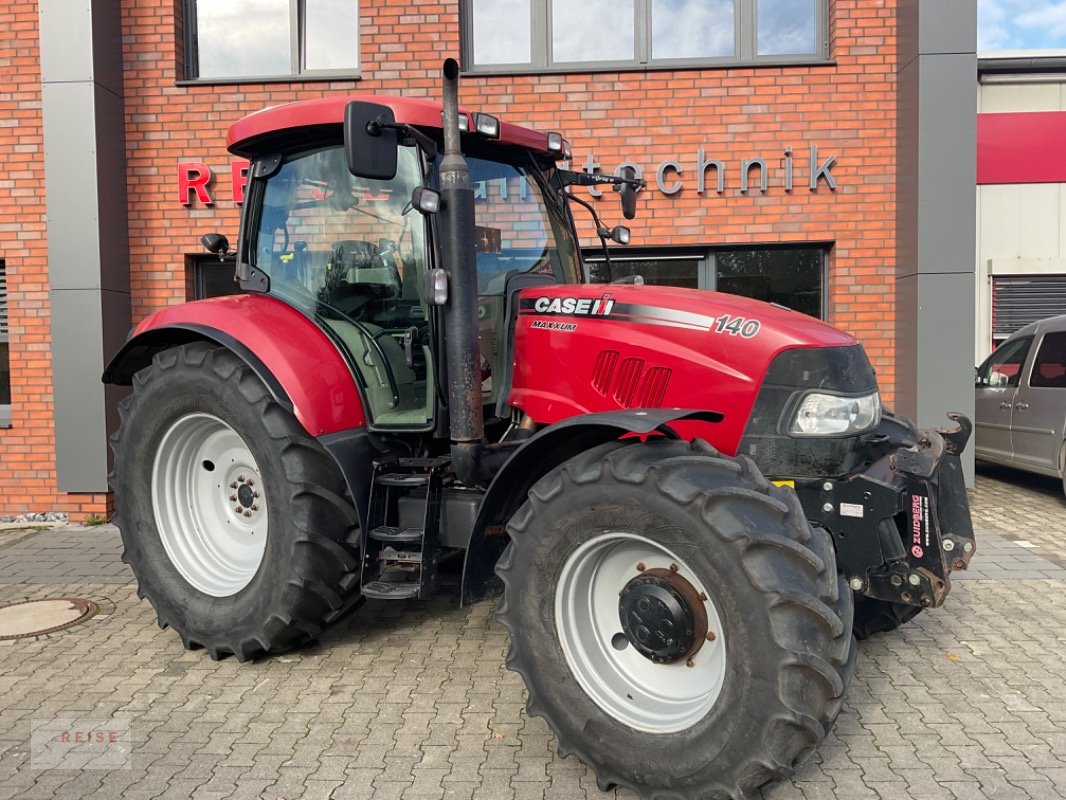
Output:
110 343 363 660
497 439 856 800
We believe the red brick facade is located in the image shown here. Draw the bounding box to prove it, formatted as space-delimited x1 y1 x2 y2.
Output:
0 0 899 518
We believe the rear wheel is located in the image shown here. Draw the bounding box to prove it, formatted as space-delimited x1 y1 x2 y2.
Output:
110 343 363 660
497 439 856 800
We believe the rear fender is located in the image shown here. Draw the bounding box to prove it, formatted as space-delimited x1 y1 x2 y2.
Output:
460 409 722 605
102 295 367 435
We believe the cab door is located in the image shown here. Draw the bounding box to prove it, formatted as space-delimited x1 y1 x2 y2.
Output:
1011 330 1066 472
975 335 1032 464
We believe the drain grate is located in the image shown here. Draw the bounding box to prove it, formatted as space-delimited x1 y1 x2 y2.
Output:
0 598 98 640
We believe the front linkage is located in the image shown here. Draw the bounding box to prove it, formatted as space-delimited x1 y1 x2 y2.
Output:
794 413 976 610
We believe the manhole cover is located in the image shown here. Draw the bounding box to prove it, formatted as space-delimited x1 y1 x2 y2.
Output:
0 598 98 640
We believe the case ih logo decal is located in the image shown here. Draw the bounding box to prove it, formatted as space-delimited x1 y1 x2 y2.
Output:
532 295 616 316
521 297 761 337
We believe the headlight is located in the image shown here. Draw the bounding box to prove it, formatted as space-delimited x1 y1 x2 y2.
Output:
789 391 881 437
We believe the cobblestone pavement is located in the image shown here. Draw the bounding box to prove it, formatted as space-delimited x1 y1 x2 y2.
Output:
1 465 1065 800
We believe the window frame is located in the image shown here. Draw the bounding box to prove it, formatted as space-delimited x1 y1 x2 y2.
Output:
461 0 830 75
181 0 361 84
0 259 10 428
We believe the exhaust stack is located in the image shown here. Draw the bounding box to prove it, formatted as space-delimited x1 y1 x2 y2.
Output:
439 58 485 483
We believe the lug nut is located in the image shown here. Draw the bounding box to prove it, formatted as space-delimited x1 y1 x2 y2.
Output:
253 491 260 498
823 481 833 492
229 494 237 502
908 573 921 587
636 562 646 572
669 563 679 573
251 504 258 512
229 482 238 489
234 507 243 514
706 631 716 642
238 475 246 482
699 592 707 601
943 539 955 551
247 478 254 486
686 658 695 668
243 510 252 517
823 503 834 513
849 577 864 591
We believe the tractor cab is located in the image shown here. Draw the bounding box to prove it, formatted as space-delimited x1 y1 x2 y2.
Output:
232 119 582 431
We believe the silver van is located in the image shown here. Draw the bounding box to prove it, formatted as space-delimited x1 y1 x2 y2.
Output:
975 314 1066 494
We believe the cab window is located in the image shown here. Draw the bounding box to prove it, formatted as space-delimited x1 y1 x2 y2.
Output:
251 145 433 428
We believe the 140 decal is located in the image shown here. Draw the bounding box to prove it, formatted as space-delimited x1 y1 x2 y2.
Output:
714 314 761 338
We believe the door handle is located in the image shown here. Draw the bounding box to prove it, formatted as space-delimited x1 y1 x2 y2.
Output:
1000 402 1013 410
1015 402 1029 410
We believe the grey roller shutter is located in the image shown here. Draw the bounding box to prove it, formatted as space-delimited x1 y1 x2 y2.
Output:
992 274 1066 339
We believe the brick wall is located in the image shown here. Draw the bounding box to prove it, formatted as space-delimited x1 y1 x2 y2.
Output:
0 0 898 516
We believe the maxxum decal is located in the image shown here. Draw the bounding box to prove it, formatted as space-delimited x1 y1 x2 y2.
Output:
520 295 761 338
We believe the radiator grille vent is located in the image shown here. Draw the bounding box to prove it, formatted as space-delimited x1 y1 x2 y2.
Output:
591 350 619 396
613 358 645 407
637 367 672 408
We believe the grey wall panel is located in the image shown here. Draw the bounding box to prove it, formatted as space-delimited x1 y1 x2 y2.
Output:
41 0 131 494
916 53 978 275
38 0 94 84
895 0 977 485
94 82 130 295
42 81 103 292
89 0 125 97
50 289 109 491
918 0 977 56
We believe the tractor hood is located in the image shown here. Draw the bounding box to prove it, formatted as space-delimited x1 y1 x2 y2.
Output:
508 283 868 455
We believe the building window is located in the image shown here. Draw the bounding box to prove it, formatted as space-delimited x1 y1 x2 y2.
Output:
189 255 241 300
464 0 826 71
0 260 10 427
714 247 824 319
183 0 360 81
584 245 826 318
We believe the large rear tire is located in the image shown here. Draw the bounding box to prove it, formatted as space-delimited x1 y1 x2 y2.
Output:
497 439 856 800
110 343 363 660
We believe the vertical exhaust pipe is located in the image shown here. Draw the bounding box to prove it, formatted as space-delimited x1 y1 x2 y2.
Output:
439 58 485 483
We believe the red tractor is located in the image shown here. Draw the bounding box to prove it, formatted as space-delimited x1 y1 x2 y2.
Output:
104 61 975 799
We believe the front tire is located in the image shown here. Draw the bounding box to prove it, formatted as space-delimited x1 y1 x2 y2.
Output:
110 343 363 660
497 439 856 800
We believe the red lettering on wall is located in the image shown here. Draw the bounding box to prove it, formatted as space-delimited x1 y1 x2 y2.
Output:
231 159 250 203
178 162 213 205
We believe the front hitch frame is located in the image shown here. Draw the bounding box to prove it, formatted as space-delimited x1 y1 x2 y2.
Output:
792 413 976 609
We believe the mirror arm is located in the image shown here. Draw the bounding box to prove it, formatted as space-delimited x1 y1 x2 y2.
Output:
369 117 439 159
557 169 645 190
567 190 614 282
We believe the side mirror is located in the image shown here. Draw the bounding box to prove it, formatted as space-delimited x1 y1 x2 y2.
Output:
344 101 398 180
619 166 638 220
200 232 230 256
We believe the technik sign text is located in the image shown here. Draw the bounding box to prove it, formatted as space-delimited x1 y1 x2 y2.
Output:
176 145 837 206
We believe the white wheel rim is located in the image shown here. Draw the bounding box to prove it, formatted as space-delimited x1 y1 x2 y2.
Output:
151 413 268 597
555 532 727 733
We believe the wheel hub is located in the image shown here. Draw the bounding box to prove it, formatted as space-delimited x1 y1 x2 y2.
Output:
619 568 708 664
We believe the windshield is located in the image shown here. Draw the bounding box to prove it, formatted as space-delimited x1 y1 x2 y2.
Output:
460 151 582 294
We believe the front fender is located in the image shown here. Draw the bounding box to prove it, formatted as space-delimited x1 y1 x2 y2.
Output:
102 295 366 436
460 409 722 605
